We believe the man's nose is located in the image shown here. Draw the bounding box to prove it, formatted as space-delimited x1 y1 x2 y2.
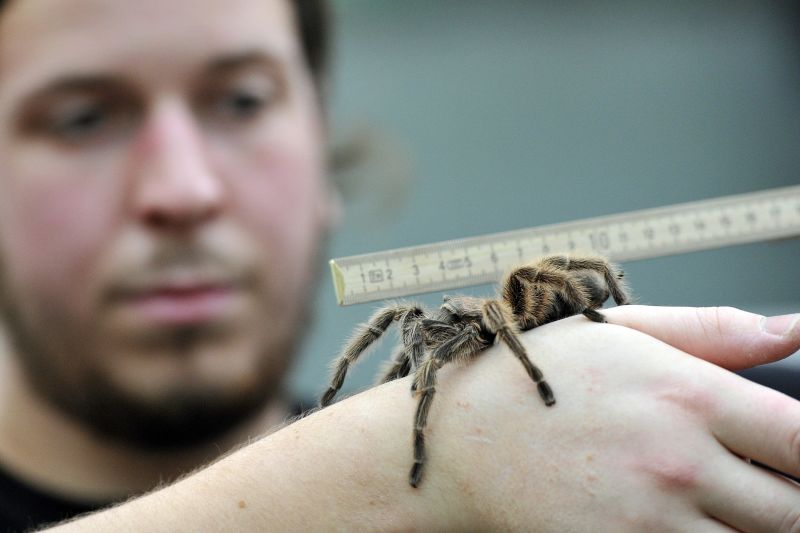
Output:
129 99 225 232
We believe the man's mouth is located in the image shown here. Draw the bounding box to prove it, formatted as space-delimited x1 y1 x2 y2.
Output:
110 279 245 327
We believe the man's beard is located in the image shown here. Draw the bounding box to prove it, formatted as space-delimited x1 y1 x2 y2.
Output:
0 237 327 451
84 326 302 450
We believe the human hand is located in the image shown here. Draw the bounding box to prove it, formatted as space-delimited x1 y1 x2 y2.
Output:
603 305 800 370
427 316 800 531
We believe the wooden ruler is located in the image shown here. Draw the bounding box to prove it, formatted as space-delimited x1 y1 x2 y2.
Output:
330 185 800 306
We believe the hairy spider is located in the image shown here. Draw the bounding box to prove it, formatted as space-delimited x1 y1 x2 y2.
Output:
319 254 630 488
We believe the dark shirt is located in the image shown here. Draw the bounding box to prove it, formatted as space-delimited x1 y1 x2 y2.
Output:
0 400 311 532
0 465 109 533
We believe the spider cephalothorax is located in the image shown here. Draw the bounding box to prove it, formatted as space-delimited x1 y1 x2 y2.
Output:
320 254 629 487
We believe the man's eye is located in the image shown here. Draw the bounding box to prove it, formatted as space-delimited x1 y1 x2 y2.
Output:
201 74 282 126
218 90 266 119
53 105 108 138
45 101 136 145
210 86 278 123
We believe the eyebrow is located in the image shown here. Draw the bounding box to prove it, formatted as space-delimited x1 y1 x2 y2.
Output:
204 49 285 74
19 75 130 101
19 49 284 98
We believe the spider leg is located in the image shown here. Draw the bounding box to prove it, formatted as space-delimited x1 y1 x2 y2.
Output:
482 299 555 406
378 347 412 384
320 304 423 407
582 308 607 323
420 319 460 345
513 264 595 324
409 319 460 393
410 323 487 488
378 306 429 384
503 271 554 330
546 255 630 306
401 308 427 369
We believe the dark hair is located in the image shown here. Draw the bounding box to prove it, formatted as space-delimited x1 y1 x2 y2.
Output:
293 0 332 93
0 0 332 91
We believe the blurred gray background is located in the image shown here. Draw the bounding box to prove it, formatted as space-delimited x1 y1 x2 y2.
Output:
288 0 800 400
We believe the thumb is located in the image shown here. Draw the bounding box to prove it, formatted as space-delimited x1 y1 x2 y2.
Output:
602 305 800 370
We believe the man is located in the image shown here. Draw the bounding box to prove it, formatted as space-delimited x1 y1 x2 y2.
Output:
0 0 797 531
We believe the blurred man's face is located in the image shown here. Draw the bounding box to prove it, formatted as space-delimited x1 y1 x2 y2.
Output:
0 0 334 447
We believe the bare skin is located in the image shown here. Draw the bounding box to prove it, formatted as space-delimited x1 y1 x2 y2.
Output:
48 307 800 532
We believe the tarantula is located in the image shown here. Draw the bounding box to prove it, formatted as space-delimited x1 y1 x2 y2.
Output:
319 254 629 488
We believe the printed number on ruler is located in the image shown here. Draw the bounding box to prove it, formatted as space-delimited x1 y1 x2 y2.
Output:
330 185 800 305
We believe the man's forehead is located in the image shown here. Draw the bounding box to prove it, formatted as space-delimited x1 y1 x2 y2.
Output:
0 0 299 100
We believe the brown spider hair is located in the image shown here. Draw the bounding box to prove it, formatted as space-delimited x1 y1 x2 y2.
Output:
0 0 333 97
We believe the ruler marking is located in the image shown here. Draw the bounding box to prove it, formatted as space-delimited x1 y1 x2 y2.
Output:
331 186 800 305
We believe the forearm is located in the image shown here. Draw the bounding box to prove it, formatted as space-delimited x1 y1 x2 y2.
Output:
46 376 475 532
49 320 638 532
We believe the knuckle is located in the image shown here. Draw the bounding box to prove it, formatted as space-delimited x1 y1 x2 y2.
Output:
639 456 702 492
699 306 740 339
653 373 717 420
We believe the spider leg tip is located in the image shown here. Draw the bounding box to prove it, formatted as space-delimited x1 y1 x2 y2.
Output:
409 464 423 488
583 309 607 323
537 381 555 406
320 388 336 407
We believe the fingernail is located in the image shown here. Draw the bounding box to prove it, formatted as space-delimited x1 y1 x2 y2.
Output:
761 313 800 337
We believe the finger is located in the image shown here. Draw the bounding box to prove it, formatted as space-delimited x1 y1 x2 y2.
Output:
707 372 800 479
700 451 800 533
603 305 800 370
